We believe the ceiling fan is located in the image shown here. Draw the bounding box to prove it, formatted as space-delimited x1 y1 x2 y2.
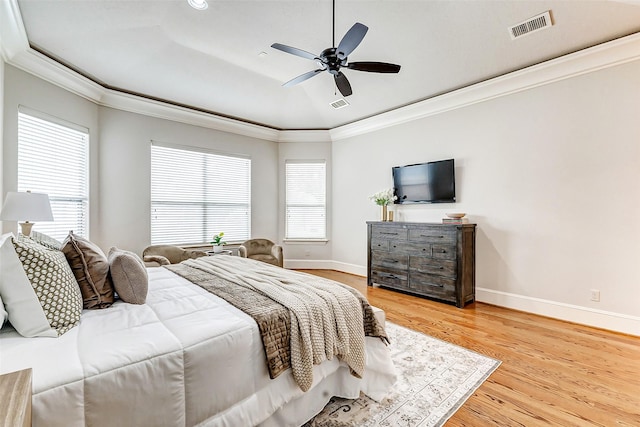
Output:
270 1 401 97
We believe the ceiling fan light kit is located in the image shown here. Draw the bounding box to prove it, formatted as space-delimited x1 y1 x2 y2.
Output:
271 2 400 97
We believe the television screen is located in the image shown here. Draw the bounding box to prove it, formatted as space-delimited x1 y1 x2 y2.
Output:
393 159 455 204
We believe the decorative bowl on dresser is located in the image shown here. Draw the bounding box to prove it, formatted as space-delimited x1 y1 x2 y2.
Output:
367 221 476 308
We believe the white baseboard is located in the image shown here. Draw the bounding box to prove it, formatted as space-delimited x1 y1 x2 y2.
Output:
328 261 367 277
285 259 367 277
286 261 639 336
284 259 335 270
476 287 640 337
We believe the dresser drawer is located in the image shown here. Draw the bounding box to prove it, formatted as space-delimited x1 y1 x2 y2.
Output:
410 257 457 277
431 244 457 260
388 241 431 255
408 228 456 244
370 239 389 251
409 272 456 302
372 227 408 241
371 268 409 289
372 252 408 270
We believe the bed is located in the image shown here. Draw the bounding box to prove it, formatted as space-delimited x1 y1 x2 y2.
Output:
0 239 396 427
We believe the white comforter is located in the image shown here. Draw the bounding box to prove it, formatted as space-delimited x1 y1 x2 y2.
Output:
0 267 396 427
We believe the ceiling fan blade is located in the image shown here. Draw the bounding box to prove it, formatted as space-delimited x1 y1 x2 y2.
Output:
334 72 353 97
347 61 401 73
271 43 317 61
336 22 368 60
283 69 324 87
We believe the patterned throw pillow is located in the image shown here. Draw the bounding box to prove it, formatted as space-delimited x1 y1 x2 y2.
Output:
28 231 63 250
11 237 83 336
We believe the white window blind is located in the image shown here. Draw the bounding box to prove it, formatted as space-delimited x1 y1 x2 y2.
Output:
285 161 326 239
17 109 89 240
151 144 251 245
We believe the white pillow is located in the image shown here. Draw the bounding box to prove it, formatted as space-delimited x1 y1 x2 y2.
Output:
0 293 7 328
0 233 82 337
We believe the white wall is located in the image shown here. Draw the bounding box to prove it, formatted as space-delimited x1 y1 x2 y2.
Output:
2 66 279 255
3 53 638 334
0 58 4 212
332 60 640 334
98 107 279 255
277 142 332 267
2 65 100 237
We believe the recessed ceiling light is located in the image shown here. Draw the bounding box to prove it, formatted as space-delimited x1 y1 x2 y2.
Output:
188 0 208 11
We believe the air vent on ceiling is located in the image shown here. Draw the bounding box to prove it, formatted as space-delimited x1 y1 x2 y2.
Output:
509 11 553 40
330 99 349 109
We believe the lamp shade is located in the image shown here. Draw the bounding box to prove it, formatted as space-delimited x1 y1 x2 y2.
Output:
0 191 54 222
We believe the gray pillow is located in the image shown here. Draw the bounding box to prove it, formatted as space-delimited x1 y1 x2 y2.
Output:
108 247 148 305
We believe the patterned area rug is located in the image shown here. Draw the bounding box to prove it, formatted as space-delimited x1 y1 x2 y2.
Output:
304 322 501 427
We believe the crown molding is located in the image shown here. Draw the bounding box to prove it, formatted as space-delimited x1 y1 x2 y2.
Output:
99 89 281 142
0 0 26 62
330 32 640 141
2 0 640 144
276 130 331 143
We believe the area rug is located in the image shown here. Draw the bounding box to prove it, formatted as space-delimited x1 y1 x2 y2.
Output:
304 322 501 427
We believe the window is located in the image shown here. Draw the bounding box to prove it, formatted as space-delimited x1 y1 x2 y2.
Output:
151 143 251 245
285 161 326 240
17 108 89 240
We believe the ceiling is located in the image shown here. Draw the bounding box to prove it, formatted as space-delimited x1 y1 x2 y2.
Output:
14 0 640 130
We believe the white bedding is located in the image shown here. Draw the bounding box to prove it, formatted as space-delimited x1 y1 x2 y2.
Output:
0 266 396 427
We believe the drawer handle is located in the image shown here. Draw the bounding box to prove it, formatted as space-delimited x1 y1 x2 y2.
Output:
387 260 398 263
381 232 398 235
441 249 447 253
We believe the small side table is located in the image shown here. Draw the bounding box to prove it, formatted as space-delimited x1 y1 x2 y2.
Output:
0 368 32 427
206 250 232 256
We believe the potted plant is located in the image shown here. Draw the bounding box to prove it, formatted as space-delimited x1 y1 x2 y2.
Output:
210 232 227 253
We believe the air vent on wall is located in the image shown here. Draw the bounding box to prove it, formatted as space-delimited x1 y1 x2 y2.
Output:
509 11 553 40
330 99 350 109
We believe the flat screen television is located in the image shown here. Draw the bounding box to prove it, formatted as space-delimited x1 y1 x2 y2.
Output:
392 159 455 204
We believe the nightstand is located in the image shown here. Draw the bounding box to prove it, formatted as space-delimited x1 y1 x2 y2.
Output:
0 368 32 427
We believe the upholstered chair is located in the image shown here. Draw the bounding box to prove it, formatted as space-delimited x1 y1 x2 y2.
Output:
142 245 207 266
238 239 283 267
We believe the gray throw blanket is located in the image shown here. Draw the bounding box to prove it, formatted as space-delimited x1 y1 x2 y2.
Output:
166 256 387 392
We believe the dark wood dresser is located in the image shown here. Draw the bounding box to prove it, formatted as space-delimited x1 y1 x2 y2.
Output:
367 221 476 308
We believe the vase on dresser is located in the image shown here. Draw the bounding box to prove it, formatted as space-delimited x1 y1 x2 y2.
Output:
381 205 388 221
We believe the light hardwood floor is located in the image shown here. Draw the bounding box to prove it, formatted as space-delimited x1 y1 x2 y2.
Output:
299 269 640 426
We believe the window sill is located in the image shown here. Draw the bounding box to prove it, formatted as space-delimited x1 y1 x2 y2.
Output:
283 239 329 245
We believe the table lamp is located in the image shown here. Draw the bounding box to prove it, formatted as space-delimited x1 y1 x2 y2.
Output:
0 191 54 236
